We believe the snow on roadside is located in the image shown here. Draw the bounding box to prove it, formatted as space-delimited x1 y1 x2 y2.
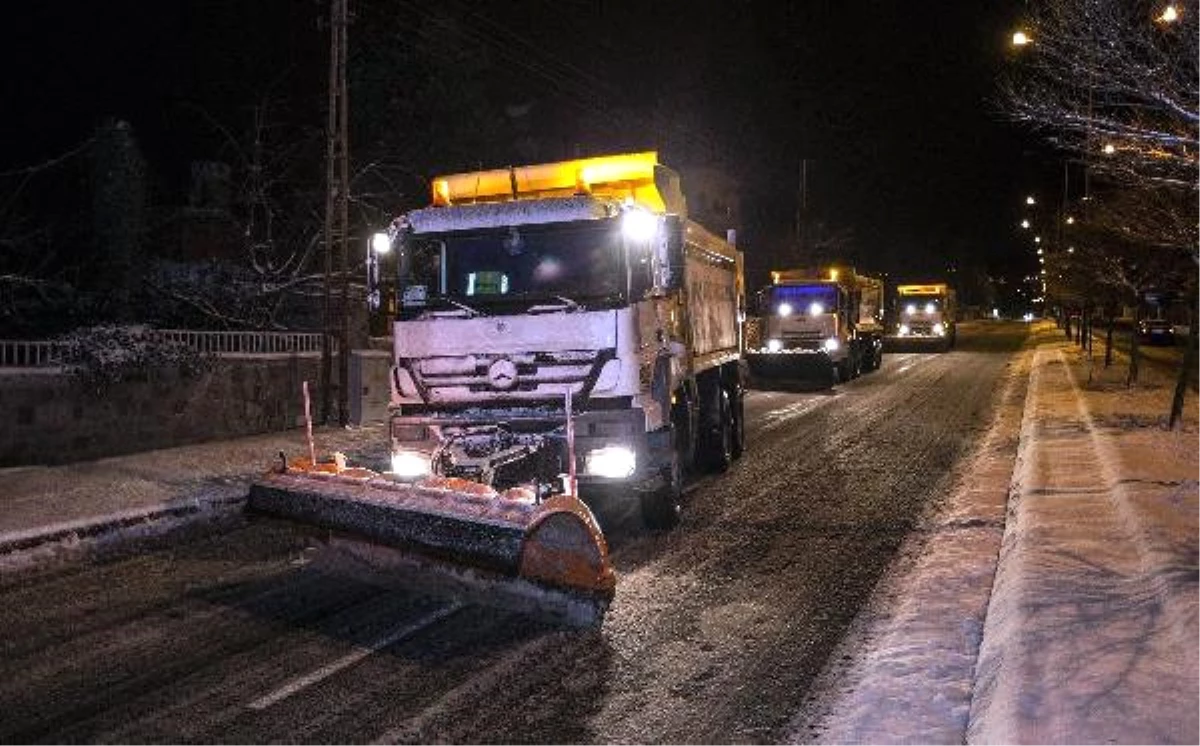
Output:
968 345 1197 745
786 345 1033 744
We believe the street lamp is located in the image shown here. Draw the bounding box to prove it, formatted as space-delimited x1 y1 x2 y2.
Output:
1026 195 1037 205
1157 4 1180 23
1021 219 1031 229
1012 30 1033 46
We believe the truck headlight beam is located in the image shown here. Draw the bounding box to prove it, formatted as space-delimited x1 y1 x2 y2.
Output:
371 231 392 254
390 449 432 478
584 446 637 479
622 208 659 243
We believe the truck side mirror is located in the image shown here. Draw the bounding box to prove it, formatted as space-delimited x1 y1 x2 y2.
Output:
653 215 685 294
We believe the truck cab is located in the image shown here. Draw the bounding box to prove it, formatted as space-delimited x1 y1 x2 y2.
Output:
369 152 747 530
892 283 957 351
746 267 871 384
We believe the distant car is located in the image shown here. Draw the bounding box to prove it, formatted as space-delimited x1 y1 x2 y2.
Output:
1138 318 1175 345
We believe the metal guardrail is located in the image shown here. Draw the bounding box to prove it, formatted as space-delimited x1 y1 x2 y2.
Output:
152 330 328 354
0 340 61 368
0 330 331 368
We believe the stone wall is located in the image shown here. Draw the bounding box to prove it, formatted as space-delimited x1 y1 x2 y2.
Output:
0 352 392 468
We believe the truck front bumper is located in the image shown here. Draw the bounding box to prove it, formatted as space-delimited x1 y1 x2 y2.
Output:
389 406 667 493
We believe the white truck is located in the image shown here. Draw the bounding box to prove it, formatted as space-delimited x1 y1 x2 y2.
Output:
891 282 957 351
370 152 747 530
745 266 885 385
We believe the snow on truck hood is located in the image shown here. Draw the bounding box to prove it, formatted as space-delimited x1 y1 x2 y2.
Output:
396 309 618 359
406 196 619 234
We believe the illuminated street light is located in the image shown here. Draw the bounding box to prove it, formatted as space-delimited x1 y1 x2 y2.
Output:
1026 195 1036 205
1035 236 1042 243
1037 248 1044 255
1103 143 1116 155
1021 219 1031 228
1068 247 1075 253
1012 30 1032 46
1157 5 1180 23
1065 216 1075 224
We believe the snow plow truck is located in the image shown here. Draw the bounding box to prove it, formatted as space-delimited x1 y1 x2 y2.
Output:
744 266 885 386
888 282 957 351
248 152 748 626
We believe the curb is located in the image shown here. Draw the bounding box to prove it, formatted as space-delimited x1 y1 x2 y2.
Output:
0 491 247 576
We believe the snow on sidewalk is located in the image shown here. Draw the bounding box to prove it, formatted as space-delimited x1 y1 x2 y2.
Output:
790 327 1198 745
968 344 1198 744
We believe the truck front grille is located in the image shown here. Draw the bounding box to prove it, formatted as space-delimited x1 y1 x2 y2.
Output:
406 350 608 404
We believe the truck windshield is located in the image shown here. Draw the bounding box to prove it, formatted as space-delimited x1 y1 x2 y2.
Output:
401 220 625 316
767 285 838 316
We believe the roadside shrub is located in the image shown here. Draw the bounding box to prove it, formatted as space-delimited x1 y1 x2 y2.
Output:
51 324 213 387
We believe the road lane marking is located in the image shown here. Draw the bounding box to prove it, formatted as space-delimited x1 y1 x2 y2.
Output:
757 396 836 433
247 602 464 711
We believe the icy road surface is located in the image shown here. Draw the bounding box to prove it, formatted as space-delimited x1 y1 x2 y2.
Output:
0 324 1028 744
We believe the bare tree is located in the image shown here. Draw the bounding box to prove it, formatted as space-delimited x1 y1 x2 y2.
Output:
1000 0 1198 425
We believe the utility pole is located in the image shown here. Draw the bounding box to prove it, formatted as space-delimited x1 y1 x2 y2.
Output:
321 0 351 425
795 158 807 263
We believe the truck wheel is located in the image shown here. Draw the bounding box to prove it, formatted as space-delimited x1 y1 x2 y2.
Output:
641 448 681 531
836 360 852 384
862 344 878 372
671 395 697 477
699 388 733 474
730 386 746 460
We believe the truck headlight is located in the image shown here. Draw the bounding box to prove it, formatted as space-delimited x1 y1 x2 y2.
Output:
925 303 936 314
584 446 637 479
809 302 825 316
622 208 658 242
390 449 431 478
767 338 783 352
777 302 793 318
898 324 910 336
905 304 916 316
933 322 945 336
823 337 839 352
371 231 392 254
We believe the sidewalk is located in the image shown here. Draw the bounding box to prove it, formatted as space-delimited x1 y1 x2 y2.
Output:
792 321 1197 744
969 330 1198 743
0 421 387 572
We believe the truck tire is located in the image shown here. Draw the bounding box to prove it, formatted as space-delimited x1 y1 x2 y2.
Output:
836 360 852 384
730 385 746 460
861 342 878 372
641 444 682 531
672 394 698 477
698 386 733 474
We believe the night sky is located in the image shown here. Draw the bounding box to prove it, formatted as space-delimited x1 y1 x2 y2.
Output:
1 0 1053 295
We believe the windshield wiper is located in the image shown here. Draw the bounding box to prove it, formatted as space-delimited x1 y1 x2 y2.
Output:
421 297 485 319
527 295 584 314
555 295 581 310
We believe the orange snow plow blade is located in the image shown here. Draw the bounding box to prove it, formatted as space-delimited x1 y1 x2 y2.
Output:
247 457 615 625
